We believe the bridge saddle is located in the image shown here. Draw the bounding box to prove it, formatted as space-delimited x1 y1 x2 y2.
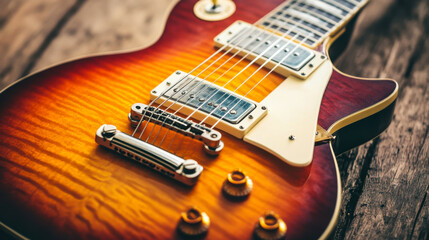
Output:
129 103 224 155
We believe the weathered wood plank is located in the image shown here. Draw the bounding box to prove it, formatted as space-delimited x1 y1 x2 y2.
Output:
0 0 79 90
0 0 427 239
331 0 429 239
31 0 177 72
0 0 177 90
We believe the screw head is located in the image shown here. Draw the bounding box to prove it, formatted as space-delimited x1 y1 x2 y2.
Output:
261 106 267 110
248 115 254 119
102 124 117 138
183 160 198 174
289 135 295 140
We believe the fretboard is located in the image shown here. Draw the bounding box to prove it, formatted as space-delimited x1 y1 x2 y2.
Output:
257 0 369 48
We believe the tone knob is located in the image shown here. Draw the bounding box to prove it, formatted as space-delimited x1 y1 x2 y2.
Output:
177 207 210 237
253 211 287 240
222 169 253 199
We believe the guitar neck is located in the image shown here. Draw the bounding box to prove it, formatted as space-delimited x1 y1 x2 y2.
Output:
257 0 369 48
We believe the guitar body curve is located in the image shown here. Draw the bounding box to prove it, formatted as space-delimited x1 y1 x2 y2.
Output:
0 0 397 239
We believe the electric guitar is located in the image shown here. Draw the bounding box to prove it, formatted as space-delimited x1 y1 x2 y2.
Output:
0 0 398 239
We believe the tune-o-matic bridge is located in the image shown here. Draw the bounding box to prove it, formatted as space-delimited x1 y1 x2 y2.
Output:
129 103 224 155
95 124 203 186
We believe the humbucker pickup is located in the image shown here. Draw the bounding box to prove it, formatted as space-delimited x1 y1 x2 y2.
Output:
150 71 268 139
214 21 326 79
129 103 224 155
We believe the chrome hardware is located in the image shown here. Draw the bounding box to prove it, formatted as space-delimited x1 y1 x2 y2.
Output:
151 71 268 139
214 21 327 79
95 124 203 186
129 103 224 155
161 77 256 124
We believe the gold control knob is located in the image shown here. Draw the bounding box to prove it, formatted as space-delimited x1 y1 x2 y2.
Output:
177 207 210 237
253 211 287 240
222 169 253 199
193 0 236 21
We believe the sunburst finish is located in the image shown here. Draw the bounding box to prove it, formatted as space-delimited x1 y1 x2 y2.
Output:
0 0 397 239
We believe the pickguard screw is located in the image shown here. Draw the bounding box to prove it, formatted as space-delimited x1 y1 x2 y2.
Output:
249 115 254 119
261 106 267 110
289 135 295 140
315 131 319 135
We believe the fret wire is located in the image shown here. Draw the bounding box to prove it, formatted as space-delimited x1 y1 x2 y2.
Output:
270 16 322 40
287 1 338 26
292 5 338 26
282 9 330 33
303 0 347 17
329 0 356 9
322 0 353 11
279 16 332 46
348 0 361 5
262 19 318 45
257 0 369 48
301 1 344 20
266 17 320 42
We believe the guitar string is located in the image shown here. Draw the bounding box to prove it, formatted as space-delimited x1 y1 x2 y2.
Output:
135 0 320 141
144 24 287 143
138 0 322 149
146 0 329 146
209 34 313 130
157 26 312 148
136 13 299 142
162 32 312 150
135 23 269 140
131 20 263 137
149 23 302 145
136 0 312 142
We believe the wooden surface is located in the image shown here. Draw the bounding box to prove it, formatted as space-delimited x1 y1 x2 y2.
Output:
0 0 427 239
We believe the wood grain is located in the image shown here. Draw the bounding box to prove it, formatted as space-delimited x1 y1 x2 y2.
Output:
0 0 177 90
0 1 341 239
0 0 427 239
330 0 429 239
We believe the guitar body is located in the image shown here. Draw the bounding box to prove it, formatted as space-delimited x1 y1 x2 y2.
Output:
0 0 397 239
